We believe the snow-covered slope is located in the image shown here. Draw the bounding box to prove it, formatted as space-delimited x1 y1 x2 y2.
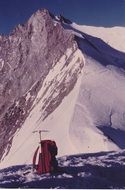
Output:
1 10 125 170
72 23 125 52
1 150 125 188
70 59 125 153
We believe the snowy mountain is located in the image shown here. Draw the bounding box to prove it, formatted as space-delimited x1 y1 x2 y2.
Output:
0 8 125 173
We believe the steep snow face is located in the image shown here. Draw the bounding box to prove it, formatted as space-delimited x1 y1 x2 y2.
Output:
0 47 84 169
69 24 125 153
72 23 125 52
70 59 125 152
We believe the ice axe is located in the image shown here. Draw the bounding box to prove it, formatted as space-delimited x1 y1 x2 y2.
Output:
33 130 49 154
32 130 49 143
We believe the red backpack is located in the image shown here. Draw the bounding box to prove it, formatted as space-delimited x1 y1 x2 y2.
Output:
33 140 58 174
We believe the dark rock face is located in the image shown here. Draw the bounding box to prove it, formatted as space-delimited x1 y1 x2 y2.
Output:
58 15 72 24
0 9 84 160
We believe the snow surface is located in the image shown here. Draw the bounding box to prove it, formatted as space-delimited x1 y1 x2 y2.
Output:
70 59 125 153
72 23 125 52
0 150 125 188
0 59 4 70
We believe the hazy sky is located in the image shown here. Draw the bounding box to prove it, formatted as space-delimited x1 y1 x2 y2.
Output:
0 0 125 34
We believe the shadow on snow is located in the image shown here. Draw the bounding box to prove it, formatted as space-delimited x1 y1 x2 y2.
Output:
0 151 125 188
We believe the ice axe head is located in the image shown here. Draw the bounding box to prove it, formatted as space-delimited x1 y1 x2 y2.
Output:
32 130 49 142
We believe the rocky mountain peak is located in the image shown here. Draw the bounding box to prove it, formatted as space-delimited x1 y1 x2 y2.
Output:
0 9 84 161
26 9 53 33
11 9 53 36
